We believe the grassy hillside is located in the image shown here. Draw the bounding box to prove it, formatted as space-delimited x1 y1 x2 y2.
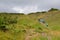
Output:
0 10 60 40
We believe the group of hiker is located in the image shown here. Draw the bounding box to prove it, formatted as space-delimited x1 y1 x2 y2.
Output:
38 18 48 27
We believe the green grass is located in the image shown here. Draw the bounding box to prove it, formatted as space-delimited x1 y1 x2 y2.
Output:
0 10 60 40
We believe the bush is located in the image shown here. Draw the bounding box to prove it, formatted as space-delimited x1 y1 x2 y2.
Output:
0 16 17 25
8 19 17 24
41 11 47 13
0 25 8 32
36 12 41 13
48 8 59 12
28 13 35 15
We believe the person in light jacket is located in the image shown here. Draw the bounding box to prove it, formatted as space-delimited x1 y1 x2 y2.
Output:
38 18 48 27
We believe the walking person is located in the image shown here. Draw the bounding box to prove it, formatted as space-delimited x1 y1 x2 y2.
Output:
38 18 48 27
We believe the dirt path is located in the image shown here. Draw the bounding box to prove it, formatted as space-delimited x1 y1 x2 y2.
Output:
25 28 60 40
41 32 51 40
49 30 60 36
25 29 40 40
41 30 60 40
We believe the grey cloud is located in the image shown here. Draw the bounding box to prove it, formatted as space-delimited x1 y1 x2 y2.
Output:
0 0 60 13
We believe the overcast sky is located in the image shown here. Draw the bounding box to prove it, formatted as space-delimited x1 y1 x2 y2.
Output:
0 0 60 14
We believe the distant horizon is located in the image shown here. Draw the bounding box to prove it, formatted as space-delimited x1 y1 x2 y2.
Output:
0 8 59 14
0 0 60 14
0 7 49 14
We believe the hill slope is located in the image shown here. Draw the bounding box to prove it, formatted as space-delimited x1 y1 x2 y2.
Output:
0 11 60 40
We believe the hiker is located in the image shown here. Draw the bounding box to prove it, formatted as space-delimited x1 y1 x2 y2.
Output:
38 18 45 23
38 18 48 27
45 23 48 27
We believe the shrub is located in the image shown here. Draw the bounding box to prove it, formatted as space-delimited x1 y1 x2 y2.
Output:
36 12 41 13
48 8 59 12
41 11 47 13
0 25 8 32
0 16 17 25
28 13 35 15
8 19 17 24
